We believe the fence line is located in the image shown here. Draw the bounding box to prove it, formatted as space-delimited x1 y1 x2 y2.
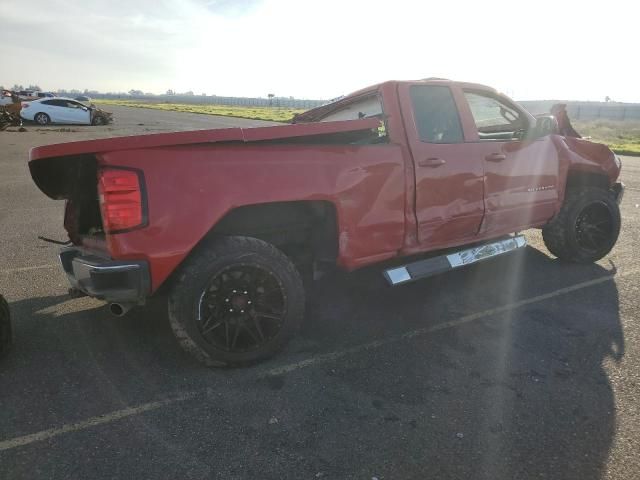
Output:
519 101 640 122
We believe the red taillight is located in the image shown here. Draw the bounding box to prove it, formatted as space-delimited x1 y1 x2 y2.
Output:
98 168 146 233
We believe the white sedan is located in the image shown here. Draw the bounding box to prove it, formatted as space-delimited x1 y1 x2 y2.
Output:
21 97 112 125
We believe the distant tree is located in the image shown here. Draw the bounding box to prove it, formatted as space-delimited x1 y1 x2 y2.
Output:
129 89 144 96
166 89 175 95
27 85 42 92
268 93 275 106
605 96 611 103
185 91 194 96
201 92 207 96
12 84 24 91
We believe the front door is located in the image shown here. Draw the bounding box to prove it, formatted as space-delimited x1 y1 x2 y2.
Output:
399 83 485 248
62 100 91 124
460 90 560 235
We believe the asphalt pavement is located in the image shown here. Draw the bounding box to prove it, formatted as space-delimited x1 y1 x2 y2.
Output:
0 107 639 479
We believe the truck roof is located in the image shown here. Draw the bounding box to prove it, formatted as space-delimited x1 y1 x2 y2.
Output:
348 78 498 97
295 79 499 123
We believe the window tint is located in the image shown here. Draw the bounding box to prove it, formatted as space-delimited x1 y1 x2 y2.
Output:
43 99 67 107
464 91 525 140
410 85 463 143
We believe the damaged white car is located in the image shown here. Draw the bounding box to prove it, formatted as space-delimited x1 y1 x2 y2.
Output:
21 97 113 125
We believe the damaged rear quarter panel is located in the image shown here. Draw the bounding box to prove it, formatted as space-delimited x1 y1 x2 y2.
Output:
99 143 406 291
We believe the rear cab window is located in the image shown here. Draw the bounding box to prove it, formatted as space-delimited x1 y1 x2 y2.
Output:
319 96 383 122
463 90 529 141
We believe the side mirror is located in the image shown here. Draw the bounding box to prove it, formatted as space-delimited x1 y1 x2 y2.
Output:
533 115 558 138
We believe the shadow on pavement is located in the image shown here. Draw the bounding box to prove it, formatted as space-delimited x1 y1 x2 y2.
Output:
0 246 624 479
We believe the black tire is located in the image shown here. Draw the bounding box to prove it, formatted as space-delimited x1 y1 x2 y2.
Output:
92 115 106 126
0 295 12 359
542 187 621 263
168 236 305 367
34 112 50 125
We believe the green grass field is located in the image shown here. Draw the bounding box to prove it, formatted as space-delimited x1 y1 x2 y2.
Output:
574 120 640 156
96 99 305 123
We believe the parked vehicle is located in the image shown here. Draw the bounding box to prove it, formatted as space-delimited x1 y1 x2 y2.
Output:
74 95 91 102
28 79 624 366
0 90 18 106
35 92 56 98
21 97 113 125
0 295 11 359
17 90 37 100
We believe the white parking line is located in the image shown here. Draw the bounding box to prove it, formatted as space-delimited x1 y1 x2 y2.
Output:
0 393 196 452
0 268 633 452
0 264 58 275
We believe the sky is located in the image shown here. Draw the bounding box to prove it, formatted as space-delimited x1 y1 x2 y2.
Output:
1 0 638 102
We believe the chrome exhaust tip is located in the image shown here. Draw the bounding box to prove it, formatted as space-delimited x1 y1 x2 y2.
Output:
109 303 133 317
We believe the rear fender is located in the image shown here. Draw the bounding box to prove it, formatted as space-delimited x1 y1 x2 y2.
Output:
99 143 407 291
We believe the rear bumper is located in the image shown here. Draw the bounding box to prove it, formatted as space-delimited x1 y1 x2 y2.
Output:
611 182 625 205
59 248 150 304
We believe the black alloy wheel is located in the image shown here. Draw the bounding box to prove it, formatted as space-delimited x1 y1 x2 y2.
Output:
197 264 286 353
574 201 614 254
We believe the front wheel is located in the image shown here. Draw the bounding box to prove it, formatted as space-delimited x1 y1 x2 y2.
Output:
168 236 305 367
542 187 621 263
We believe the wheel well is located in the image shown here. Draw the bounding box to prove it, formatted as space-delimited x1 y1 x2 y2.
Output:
566 171 609 192
209 201 338 267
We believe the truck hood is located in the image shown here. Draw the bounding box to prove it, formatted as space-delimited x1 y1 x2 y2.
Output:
29 117 380 162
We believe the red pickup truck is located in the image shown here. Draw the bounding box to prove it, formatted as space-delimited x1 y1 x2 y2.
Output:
29 79 624 366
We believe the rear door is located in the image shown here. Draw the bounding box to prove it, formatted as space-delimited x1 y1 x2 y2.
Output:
39 99 68 123
460 89 560 234
398 83 485 247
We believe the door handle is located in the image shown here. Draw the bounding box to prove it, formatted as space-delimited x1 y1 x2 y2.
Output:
485 153 506 162
418 157 446 167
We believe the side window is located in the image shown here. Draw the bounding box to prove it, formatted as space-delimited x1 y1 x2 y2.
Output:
464 91 526 140
43 99 65 107
410 85 463 143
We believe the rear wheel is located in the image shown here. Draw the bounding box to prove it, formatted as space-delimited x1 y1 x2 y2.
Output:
0 295 12 359
34 112 50 125
542 187 621 263
168 236 305 366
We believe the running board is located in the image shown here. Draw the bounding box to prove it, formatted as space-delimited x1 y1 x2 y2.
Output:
384 235 526 286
